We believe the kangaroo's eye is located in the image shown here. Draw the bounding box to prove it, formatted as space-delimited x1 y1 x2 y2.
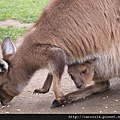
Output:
0 85 2 90
81 69 87 75
69 74 75 80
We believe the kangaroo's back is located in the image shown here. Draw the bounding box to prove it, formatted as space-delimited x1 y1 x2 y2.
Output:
24 0 120 65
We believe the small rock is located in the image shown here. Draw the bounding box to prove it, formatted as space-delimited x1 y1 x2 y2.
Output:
116 99 118 102
82 107 84 109
37 112 41 114
114 111 117 113
7 105 10 108
62 105 65 107
105 106 108 109
103 97 105 100
5 112 9 114
73 103 75 106
100 111 103 113
16 109 21 112
2 106 6 108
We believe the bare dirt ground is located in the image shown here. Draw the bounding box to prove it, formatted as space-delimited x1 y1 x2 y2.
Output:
0 19 120 115
0 19 32 28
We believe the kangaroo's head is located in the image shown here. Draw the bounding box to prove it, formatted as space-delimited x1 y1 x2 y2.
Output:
68 62 95 89
0 37 16 106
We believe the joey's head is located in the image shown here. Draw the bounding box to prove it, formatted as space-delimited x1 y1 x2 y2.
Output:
68 62 94 89
0 37 17 106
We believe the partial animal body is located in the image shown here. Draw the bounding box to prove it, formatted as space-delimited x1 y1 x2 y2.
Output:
66 61 109 104
0 0 120 107
68 61 95 89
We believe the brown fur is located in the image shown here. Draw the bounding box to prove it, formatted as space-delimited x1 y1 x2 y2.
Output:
68 62 94 89
0 0 120 107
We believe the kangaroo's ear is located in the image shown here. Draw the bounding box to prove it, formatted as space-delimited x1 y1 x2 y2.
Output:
1 37 16 56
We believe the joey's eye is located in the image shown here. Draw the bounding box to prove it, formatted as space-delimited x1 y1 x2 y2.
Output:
81 69 87 75
69 74 75 80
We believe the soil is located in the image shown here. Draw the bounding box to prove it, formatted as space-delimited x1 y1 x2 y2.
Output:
0 19 32 28
0 19 120 115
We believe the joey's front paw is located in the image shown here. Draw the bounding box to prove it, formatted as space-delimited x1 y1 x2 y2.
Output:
51 96 67 108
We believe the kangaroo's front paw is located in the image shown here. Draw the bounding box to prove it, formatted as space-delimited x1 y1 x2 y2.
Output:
33 88 49 94
51 96 67 108
0 99 12 107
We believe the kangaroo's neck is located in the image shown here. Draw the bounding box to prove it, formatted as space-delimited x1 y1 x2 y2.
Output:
7 46 38 95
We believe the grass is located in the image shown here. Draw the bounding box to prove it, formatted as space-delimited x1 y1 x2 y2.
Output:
0 0 49 23
0 26 28 43
0 0 49 42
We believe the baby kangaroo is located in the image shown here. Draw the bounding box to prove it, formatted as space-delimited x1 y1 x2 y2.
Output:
65 60 110 104
68 62 94 89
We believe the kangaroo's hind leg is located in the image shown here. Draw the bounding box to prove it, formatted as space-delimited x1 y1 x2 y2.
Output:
33 46 67 108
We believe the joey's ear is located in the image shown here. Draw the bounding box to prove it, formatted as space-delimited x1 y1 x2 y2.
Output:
1 37 16 56
85 58 97 65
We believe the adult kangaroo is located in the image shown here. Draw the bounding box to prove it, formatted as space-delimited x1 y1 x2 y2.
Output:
0 0 120 107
